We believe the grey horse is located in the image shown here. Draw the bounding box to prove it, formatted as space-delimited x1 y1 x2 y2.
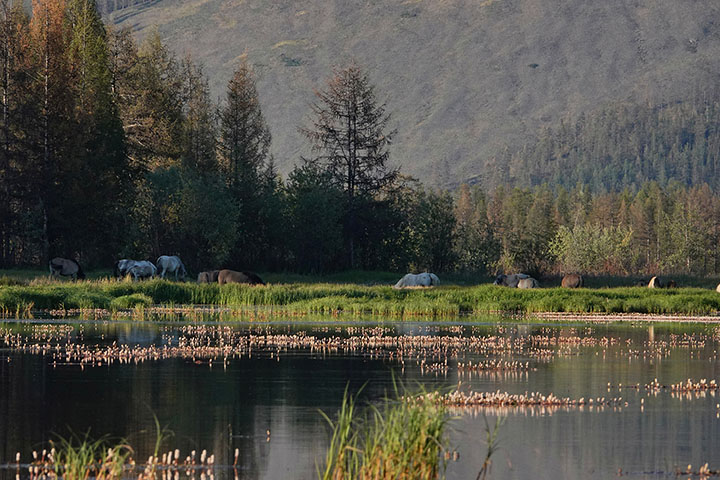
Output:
157 255 187 281
493 273 530 288
518 277 540 289
49 257 85 280
120 260 157 281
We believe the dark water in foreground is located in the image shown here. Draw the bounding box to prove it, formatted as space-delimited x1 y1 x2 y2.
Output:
1 318 720 479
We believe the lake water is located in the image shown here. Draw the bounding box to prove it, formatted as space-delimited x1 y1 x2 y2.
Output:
1 318 720 479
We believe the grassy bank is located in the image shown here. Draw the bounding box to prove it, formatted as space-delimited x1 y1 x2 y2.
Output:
1 277 720 317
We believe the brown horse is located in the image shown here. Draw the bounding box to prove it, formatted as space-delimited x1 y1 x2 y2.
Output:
197 270 220 283
49 257 85 280
217 269 265 285
561 274 583 288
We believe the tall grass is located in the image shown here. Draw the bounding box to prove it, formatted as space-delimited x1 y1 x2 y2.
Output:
1 279 720 317
50 434 133 480
319 388 450 480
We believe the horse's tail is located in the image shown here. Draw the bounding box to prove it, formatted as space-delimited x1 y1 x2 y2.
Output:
113 262 119 278
76 264 86 279
73 259 86 279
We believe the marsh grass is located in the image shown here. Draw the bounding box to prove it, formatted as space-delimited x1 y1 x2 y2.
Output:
319 387 449 480
50 433 133 480
1 276 720 317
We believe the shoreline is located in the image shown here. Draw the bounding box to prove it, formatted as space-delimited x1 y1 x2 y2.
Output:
2 305 720 324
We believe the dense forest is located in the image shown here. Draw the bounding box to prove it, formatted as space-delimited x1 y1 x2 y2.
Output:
1 0 720 277
485 99 720 192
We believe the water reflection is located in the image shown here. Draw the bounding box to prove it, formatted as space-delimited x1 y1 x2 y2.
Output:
1 319 720 479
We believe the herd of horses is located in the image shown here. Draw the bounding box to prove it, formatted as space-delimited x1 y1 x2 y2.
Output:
49 255 265 285
47 256 720 292
492 273 686 290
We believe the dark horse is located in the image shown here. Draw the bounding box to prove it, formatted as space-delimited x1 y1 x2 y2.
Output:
217 269 265 285
49 257 85 280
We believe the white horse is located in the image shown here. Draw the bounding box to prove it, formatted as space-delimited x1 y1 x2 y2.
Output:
157 255 187 281
393 272 440 289
126 261 157 281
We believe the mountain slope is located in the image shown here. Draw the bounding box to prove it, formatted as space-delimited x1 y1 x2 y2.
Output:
105 0 720 187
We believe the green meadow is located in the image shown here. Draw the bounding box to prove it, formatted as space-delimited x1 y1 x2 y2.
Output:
1 269 719 317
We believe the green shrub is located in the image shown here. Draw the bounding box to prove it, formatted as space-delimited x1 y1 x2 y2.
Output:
110 293 153 310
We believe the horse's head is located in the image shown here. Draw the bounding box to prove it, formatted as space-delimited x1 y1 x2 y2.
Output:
493 274 506 285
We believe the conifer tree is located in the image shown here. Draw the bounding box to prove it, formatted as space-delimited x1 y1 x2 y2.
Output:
0 0 32 265
64 0 128 261
180 56 216 172
29 0 71 260
301 63 397 268
218 58 271 267
219 58 270 196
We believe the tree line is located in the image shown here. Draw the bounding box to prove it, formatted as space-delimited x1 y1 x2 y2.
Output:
2 0 720 278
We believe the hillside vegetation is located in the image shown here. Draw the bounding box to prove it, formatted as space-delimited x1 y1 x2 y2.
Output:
494 99 720 192
105 0 720 187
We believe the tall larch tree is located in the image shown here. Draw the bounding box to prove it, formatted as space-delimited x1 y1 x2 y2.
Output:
301 63 397 268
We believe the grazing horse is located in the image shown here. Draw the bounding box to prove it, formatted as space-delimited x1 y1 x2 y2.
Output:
393 273 440 289
217 269 265 285
518 277 540 289
648 276 663 288
126 261 157 281
157 255 187 281
114 259 137 279
115 259 157 280
197 270 220 283
493 273 530 288
49 257 85 280
561 274 583 288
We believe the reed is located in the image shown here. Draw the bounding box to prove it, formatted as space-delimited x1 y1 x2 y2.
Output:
319 387 450 480
476 416 505 480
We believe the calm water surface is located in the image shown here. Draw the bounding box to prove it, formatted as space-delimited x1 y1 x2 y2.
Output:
1 318 720 479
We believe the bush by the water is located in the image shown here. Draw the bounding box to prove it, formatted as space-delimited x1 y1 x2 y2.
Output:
110 294 153 310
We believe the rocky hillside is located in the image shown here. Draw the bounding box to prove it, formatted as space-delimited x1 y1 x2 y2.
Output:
105 0 720 187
